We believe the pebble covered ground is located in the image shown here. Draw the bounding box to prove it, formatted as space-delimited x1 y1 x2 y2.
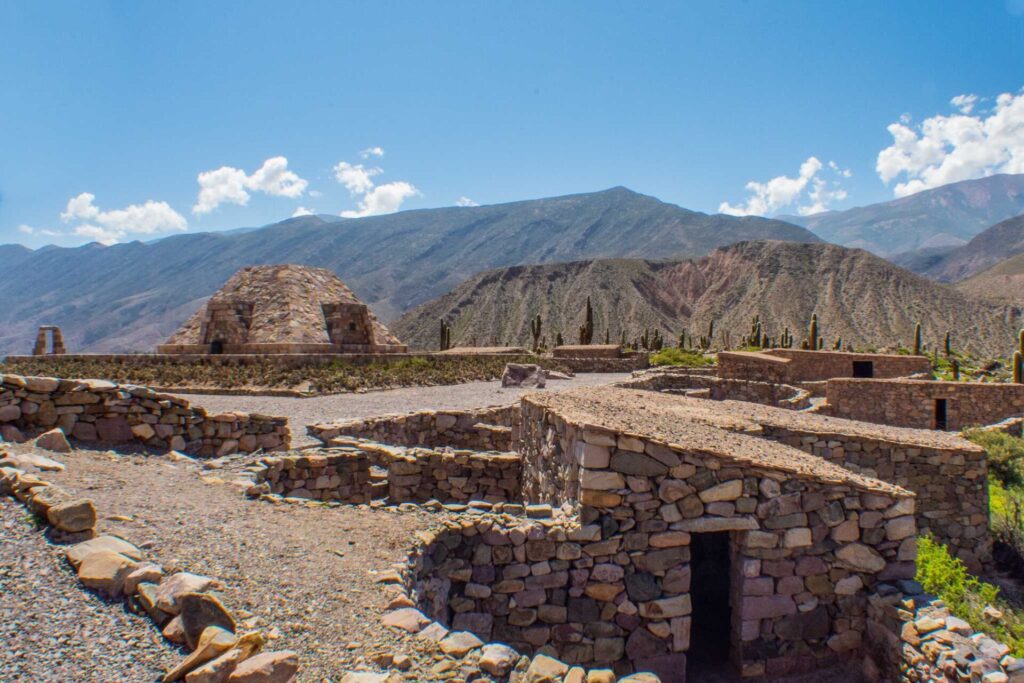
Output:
180 373 630 446
0 498 180 682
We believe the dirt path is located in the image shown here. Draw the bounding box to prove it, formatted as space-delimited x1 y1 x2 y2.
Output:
0 497 179 682
179 373 630 446
42 448 438 682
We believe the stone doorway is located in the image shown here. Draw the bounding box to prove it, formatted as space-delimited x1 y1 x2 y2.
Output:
852 360 874 378
934 398 948 430
210 339 225 355
687 532 735 681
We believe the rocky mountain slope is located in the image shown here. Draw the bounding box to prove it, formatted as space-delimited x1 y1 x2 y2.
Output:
393 241 1022 356
0 188 819 355
783 174 1024 256
909 215 1024 283
955 251 1024 304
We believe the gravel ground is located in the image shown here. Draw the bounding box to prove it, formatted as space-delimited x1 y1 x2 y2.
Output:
41 448 442 682
0 498 179 683
179 372 630 445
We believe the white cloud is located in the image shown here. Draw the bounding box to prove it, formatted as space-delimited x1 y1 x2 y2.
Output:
333 162 381 194
60 192 187 244
341 182 420 218
718 156 848 216
292 206 315 217
876 89 1024 197
192 156 308 214
17 224 33 234
455 196 479 207
333 153 420 218
359 146 384 159
308 189 323 198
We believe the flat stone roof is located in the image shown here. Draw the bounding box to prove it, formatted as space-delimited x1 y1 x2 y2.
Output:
524 387 912 496
694 398 980 452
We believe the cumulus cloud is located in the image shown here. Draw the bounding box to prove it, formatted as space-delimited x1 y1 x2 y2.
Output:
718 157 849 216
17 224 33 234
359 146 384 159
341 182 420 218
292 206 315 217
333 162 381 194
60 192 187 245
192 156 308 214
455 196 479 207
876 89 1024 197
334 153 419 218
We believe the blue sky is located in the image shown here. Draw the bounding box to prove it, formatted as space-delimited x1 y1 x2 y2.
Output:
1 1 1022 247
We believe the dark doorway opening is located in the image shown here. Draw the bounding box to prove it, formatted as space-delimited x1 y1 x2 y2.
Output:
210 340 224 355
852 361 874 378
688 532 733 679
935 398 948 430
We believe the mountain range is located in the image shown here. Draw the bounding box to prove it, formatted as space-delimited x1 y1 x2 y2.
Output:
393 241 1022 356
783 174 1024 256
0 188 817 355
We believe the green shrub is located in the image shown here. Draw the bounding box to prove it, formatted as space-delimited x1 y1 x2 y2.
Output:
964 428 1024 488
916 535 1024 656
649 348 714 368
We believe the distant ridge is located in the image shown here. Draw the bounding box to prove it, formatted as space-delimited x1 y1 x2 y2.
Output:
0 187 819 354
783 174 1024 256
393 240 1021 356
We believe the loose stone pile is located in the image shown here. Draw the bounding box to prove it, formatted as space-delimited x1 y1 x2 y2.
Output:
0 450 299 682
309 404 520 452
866 582 1024 682
0 374 289 456
250 439 521 504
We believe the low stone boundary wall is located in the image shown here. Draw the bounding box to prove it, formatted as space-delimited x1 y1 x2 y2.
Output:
866 583 1020 681
555 355 649 373
308 405 520 452
251 441 521 504
0 374 289 456
718 350 931 384
619 369 811 409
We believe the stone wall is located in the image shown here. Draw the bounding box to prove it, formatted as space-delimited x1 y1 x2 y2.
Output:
757 423 989 570
252 440 521 505
552 345 623 359
825 378 1024 431
866 582 1021 682
556 355 650 374
421 389 918 679
308 405 520 452
718 350 931 384
619 369 811 410
0 374 289 456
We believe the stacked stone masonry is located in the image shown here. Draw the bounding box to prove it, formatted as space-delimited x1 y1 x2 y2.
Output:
826 378 1024 431
620 369 811 410
308 405 521 452
866 582 1024 681
0 374 289 456
253 440 521 505
409 387 918 679
718 350 931 384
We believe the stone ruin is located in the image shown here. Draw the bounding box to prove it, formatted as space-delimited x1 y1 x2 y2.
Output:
156 264 407 355
32 325 66 356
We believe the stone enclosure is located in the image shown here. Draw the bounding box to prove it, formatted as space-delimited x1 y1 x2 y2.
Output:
718 350 932 384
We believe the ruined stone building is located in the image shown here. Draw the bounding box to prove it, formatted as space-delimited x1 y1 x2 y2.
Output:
157 264 407 355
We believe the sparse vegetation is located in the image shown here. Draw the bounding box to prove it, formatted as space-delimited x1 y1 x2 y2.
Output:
649 347 714 368
916 535 1024 656
0 355 571 395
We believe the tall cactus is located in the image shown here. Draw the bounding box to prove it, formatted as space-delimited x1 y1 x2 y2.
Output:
951 357 960 381
577 296 594 345
944 331 952 357
913 322 923 356
530 314 542 352
439 319 452 351
807 314 818 352
604 328 610 345
707 319 715 348
1015 351 1023 384
555 331 564 347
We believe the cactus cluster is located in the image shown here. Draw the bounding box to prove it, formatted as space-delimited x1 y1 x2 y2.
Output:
913 322 923 356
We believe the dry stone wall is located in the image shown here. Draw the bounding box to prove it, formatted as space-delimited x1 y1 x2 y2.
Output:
252 440 521 505
718 350 931 384
419 390 919 679
308 405 520 452
620 369 811 409
866 582 1023 682
826 378 1024 431
0 374 289 456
